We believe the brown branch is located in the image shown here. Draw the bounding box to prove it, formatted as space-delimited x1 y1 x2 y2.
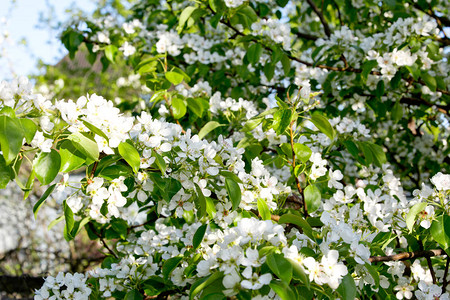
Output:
369 249 445 263
294 30 319 41
289 119 308 217
88 222 118 259
400 96 450 115
306 0 332 37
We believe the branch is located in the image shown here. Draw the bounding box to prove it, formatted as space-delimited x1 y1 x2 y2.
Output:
289 119 308 217
443 254 450 294
306 0 332 37
369 249 445 263
88 222 118 259
400 96 450 116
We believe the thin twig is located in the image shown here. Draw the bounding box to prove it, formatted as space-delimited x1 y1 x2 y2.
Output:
369 249 445 263
289 119 308 217
306 0 331 37
88 222 118 259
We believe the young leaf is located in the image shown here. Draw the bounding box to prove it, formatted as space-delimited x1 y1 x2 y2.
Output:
304 184 321 213
172 97 187 119
294 143 312 163
33 149 61 185
430 215 450 251
278 213 313 240
59 140 86 172
165 71 184 85
153 151 166 174
405 202 427 232
310 113 334 140
0 116 25 164
63 200 75 241
198 121 224 139
269 280 296 300
33 183 57 219
272 109 292 135
162 256 184 280
257 198 271 220
193 223 207 250
19 118 37 143
178 6 197 33
225 178 241 211
266 252 292 284
118 141 140 173
67 132 99 161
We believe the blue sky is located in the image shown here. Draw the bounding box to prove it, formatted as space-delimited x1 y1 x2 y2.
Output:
0 0 96 80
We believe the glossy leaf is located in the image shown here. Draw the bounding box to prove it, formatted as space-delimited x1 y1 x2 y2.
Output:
162 256 183 280
59 140 86 172
266 252 292 284
193 223 207 250
63 200 75 241
337 274 356 300
269 280 296 300
247 43 262 64
165 71 184 85
294 143 312 163
172 97 187 119
33 149 61 185
430 215 450 251
304 184 321 213
118 141 140 173
67 132 99 161
405 202 427 232
33 183 57 219
225 178 241 211
278 213 313 240
0 155 12 189
257 198 271 220
310 113 334 140
0 116 25 164
19 118 37 143
198 121 223 139
272 109 292 135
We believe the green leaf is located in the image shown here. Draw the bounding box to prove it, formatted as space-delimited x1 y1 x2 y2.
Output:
19 119 37 143
165 71 184 85
242 118 263 132
421 72 437 92
294 143 312 163
205 197 217 218
194 183 207 217
33 183 57 219
363 142 386 167
263 63 275 81
187 98 205 118
190 272 224 300
337 274 356 300
153 151 166 174
257 198 271 220
63 200 75 241
278 213 314 240
125 290 143 300
247 43 262 64
33 149 61 185
104 45 118 63
310 113 334 140
269 280 296 300
0 116 25 164
178 6 197 33
111 218 129 239
219 170 243 183
118 142 140 173
276 0 289 7
391 101 403 122
225 178 241 211
0 155 12 188
406 202 427 232
287 258 309 288
48 215 64 230
266 252 292 284
163 256 184 280
198 121 224 139
361 60 378 80
82 120 109 141
67 132 99 161
272 109 292 135
281 54 291 76
172 98 187 119
365 263 380 289
430 215 450 251
59 140 86 172
193 223 207 250
304 184 321 213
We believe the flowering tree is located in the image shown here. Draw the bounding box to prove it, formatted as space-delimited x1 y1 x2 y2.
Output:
0 0 449 299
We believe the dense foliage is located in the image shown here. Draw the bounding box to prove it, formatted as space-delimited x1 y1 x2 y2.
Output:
0 0 449 299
